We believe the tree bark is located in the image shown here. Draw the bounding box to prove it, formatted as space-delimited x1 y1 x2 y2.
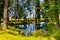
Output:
3 0 8 30
54 0 59 29
0 18 1 26
35 0 40 30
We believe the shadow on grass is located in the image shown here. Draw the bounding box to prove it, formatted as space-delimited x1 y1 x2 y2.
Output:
54 36 60 40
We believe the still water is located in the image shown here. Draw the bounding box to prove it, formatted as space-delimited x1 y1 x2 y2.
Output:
14 22 46 36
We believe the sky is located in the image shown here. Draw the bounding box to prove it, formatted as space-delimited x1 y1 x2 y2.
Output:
27 0 44 18
40 0 44 3
9 0 44 18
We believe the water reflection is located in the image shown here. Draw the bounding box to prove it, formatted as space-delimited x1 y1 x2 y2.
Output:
14 22 46 36
24 24 35 36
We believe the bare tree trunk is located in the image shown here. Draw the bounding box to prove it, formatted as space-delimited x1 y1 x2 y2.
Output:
9 7 12 21
3 0 8 30
55 8 59 29
35 0 40 30
0 18 1 26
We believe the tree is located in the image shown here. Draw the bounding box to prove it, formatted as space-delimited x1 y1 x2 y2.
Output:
8 0 13 21
3 0 8 30
44 0 60 28
54 0 60 28
0 0 4 26
35 0 40 30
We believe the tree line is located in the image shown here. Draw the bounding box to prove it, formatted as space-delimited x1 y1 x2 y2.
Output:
0 0 60 30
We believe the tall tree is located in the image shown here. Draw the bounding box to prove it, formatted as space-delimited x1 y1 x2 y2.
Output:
35 0 40 30
54 0 59 28
0 0 4 26
3 0 8 30
58 0 60 26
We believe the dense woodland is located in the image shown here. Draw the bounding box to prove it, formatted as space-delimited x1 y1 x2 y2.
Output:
0 0 60 40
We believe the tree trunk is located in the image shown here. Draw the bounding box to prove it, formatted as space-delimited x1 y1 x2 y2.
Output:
9 7 12 21
0 18 1 26
55 8 59 29
3 0 8 30
54 0 59 29
35 0 40 30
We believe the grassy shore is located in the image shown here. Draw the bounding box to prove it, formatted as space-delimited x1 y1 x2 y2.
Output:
0 32 56 40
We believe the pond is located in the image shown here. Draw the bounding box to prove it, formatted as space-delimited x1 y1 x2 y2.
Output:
13 21 47 36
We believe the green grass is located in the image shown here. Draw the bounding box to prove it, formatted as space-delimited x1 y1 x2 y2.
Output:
0 30 56 40
0 21 60 40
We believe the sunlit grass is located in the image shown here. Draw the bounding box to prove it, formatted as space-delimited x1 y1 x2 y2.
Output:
0 19 59 40
0 32 56 40
0 28 56 40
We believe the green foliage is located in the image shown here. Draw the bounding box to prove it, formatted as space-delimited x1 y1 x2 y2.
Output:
0 0 60 40
46 24 56 36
